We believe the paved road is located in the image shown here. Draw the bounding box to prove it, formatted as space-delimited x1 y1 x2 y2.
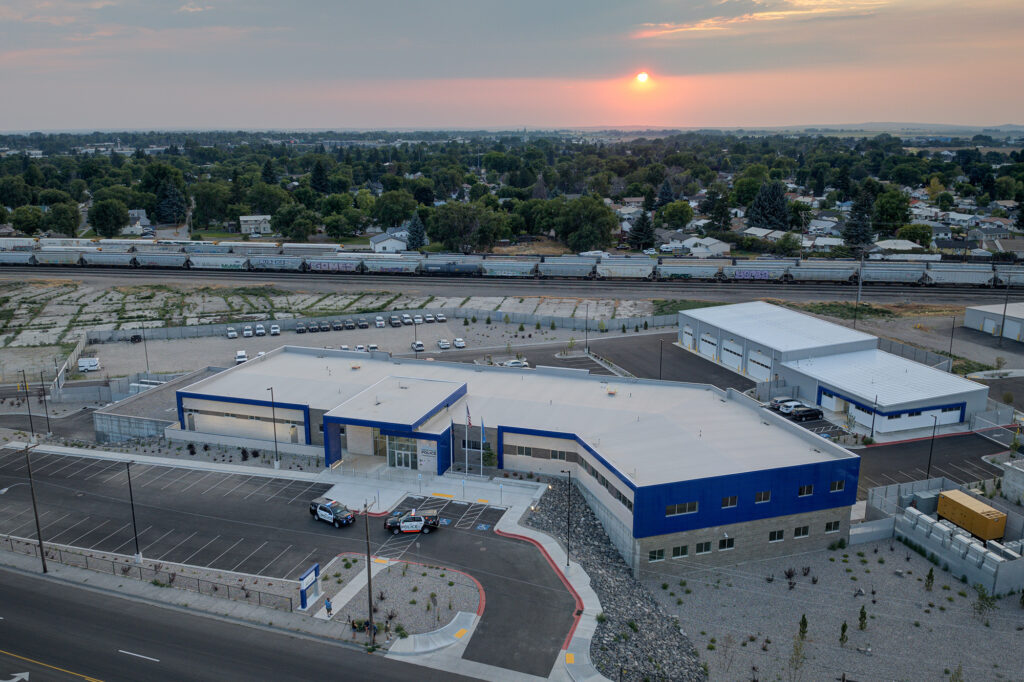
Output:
0 452 575 677
0 566 475 682
0 408 96 440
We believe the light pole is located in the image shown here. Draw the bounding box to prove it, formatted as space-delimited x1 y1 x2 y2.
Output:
659 339 664 380
267 387 280 470
126 461 141 562
998 281 1011 348
926 415 938 479
141 326 150 377
853 250 865 330
39 370 51 434
560 469 572 567
948 316 956 358
870 394 878 439
364 500 375 646
414 319 419 357
24 445 47 573
20 369 35 440
584 304 589 354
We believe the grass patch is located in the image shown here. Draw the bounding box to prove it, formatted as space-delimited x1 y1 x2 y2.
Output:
651 299 726 316
791 301 894 320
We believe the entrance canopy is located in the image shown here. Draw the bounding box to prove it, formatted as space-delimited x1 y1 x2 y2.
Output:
325 375 466 431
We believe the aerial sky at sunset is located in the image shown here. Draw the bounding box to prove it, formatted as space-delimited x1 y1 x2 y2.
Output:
2 0 1021 131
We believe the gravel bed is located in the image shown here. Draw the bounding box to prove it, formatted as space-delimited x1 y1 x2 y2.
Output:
525 480 705 682
641 538 1024 682
336 560 480 638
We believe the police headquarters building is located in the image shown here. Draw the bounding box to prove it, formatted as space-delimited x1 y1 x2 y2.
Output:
173 346 859 574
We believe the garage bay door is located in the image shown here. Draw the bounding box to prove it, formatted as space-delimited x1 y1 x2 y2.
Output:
682 325 695 350
1004 320 1022 341
746 351 772 381
983 317 998 335
699 333 717 358
721 340 743 370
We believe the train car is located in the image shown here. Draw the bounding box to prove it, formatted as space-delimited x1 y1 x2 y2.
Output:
134 252 189 268
789 263 858 283
721 263 789 281
135 243 187 253
859 263 927 284
37 238 96 248
218 241 281 256
187 255 250 270
0 252 35 265
538 256 597 279
362 258 421 274
994 265 1024 287
34 249 83 265
421 260 483 276
183 244 232 254
80 252 136 267
656 261 722 280
96 239 154 251
0 237 38 251
924 264 995 286
249 255 305 271
481 260 538 277
595 259 655 279
306 257 363 273
280 243 341 256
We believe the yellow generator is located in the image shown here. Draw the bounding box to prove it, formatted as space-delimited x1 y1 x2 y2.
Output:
937 490 1006 541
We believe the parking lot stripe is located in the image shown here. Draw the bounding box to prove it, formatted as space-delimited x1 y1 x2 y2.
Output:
181 535 221 565
67 519 108 547
932 465 964 482
950 462 985 481
199 474 231 495
0 450 25 468
27 454 70 473
230 541 268 571
90 522 132 550
44 457 88 477
283 549 318 579
68 458 111 478
139 528 175 553
221 476 255 497
241 477 275 500
138 467 177 488
82 461 123 481
111 525 152 554
177 470 214 494
260 480 295 502
38 512 72 534
206 538 245 567
158 469 194 491
254 545 293 576
10 510 53 536
155 531 197 561
47 515 93 543
431 493 454 499
286 482 320 504
101 467 129 484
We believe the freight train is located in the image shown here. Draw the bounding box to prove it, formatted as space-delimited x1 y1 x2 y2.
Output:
0 237 1019 286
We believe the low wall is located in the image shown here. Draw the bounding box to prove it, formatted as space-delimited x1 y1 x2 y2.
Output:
877 337 953 372
94 413 173 443
165 426 324 463
849 517 895 545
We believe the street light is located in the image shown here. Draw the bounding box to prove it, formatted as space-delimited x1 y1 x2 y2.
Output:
126 461 141 562
659 338 664 380
584 304 590 354
23 445 46 573
363 499 376 646
560 469 572 567
925 415 938 479
267 387 280 470
999 281 1011 348
141 325 150 377
39 370 51 434
19 369 35 440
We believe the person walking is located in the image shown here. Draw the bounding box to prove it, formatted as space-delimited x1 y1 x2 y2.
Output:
325 597 332 618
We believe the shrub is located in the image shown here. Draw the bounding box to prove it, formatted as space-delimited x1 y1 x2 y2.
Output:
485 316 491 324
464 319 469 326
535 322 541 330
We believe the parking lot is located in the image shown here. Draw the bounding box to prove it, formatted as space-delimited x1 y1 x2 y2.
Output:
0 452 576 677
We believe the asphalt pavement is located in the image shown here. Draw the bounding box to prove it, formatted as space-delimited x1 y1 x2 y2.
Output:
0 408 96 440
0 452 576 677
0 566 475 682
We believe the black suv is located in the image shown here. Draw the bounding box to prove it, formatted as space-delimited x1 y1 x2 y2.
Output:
343 319 356 330
295 323 307 334
389 315 402 327
332 319 344 331
789 406 824 422
357 319 369 329
309 497 356 528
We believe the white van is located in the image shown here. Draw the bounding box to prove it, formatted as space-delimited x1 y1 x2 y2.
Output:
235 350 248 364
78 358 101 372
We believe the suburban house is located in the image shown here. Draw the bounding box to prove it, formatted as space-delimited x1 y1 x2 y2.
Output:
808 237 844 252
930 225 953 242
945 212 975 227
682 236 730 257
872 239 923 252
743 227 771 239
807 218 841 236
239 215 272 235
995 239 1024 258
370 233 407 253
120 209 152 236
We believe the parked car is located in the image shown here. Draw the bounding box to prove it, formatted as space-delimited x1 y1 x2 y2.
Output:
357 319 369 329
413 315 424 325
505 359 529 368
401 314 413 325
390 315 402 327
411 340 425 352
790 406 824 422
375 316 386 328
437 339 451 349
368 344 379 351
384 509 440 535
340 345 350 351
243 325 254 337
331 319 344 331
309 497 355 528
254 324 266 336
235 350 248 364
269 324 281 336
659 244 675 252
319 321 331 332
768 397 794 410
295 323 307 334
343 319 356 330
436 313 447 323
355 344 366 352
453 338 466 348
778 400 804 414
226 327 238 339
424 314 435 323
642 248 657 255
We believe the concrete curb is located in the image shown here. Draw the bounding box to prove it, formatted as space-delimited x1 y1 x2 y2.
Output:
387 611 478 655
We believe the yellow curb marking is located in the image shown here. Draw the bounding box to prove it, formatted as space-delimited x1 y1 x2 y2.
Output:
0 647 103 682
454 628 468 639
373 558 389 564
431 493 454 499
565 653 575 664
476 498 489 503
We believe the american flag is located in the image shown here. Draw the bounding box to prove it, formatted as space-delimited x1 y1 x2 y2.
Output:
465 403 471 430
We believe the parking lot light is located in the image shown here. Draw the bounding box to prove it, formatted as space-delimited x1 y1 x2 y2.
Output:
127 461 142 563
267 386 280 470
560 469 572 568
24 445 46 573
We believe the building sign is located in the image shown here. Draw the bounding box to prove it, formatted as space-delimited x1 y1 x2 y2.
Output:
418 442 437 473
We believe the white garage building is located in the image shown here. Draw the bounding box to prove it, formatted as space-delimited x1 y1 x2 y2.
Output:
679 302 990 435
964 302 1024 343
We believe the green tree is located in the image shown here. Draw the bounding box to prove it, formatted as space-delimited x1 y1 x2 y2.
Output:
659 200 694 230
42 202 80 236
1017 206 1024 233
558 196 616 251
936 192 955 211
412 184 434 206
405 211 426 250
310 160 330 195
858 605 867 631
897 224 932 247
88 199 129 238
843 189 875 250
342 207 369 234
428 202 484 252
11 205 43 235
154 181 187 224
839 621 848 647
319 193 354 217
373 190 416 227
733 176 762 207
798 614 807 641
139 162 185 195
271 204 320 242
628 211 656 250
747 181 788 230
261 159 276 184
925 567 934 591
656 179 674 207
0 176 31 208
191 181 231 228
246 182 292 216
0 205 7 225
322 214 353 240
788 201 812 231
873 188 911 236
38 189 73 206
774 232 801 256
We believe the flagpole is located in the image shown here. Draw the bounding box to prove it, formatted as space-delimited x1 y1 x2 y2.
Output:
480 419 485 474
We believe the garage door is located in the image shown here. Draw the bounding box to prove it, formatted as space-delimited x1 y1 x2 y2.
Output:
721 340 743 370
746 351 772 381
699 333 717 358
983 317 998 335
682 325 695 350
1004 320 1022 341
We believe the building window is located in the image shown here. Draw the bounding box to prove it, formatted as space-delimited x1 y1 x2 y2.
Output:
671 545 688 559
794 526 809 538
462 439 481 450
887 414 900 420
648 549 665 562
908 411 922 417
942 406 959 413
830 480 845 493
798 484 814 497
695 542 711 555
318 424 324 432
666 501 698 517
719 537 735 551
769 530 784 543
721 495 738 509
515 445 532 457
755 490 771 504
551 450 568 461
825 521 841 534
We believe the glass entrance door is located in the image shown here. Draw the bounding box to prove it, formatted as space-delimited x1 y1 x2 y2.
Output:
385 436 418 470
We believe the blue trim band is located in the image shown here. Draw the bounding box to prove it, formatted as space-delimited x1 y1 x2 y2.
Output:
816 386 966 422
177 391 313 445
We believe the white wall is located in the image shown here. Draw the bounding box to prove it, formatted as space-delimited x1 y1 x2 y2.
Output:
181 397 304 442
346 425 374 456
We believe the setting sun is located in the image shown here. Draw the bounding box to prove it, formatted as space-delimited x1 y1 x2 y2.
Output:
635 71 649 83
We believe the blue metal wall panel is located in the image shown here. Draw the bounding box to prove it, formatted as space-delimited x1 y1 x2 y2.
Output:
411 383 466 430
436 425 452 475
632 457 859 538
815 385 966 422
176 391 312 444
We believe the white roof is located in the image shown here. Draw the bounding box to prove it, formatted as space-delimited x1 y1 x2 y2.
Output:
180 346 855 487
744 227 771 238
967 301 1024 319
782 349 987 407
682 301 876 353
874 239 920 251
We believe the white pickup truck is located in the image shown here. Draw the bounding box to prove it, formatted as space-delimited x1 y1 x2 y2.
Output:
78 358 101 372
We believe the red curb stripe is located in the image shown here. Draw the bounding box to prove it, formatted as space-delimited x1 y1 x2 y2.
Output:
494 529 583 651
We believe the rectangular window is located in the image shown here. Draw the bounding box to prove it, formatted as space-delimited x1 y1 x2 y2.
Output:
515 445 532 457
794 525 809 538
825 521 841 534
830 480 845 493
908 411 922 417
721 495 738 509
648 548 665 562
666 501 698 517
755 490 771 504
942 406 959 413
769 530 784 543
462 439 481 450
718 537 735 551
671 545 688 559
551 450 567 461
695 541 711 555
798 484 814 497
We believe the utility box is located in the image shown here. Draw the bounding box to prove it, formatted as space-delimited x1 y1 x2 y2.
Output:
912 490 940 516
937 490 1006 541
